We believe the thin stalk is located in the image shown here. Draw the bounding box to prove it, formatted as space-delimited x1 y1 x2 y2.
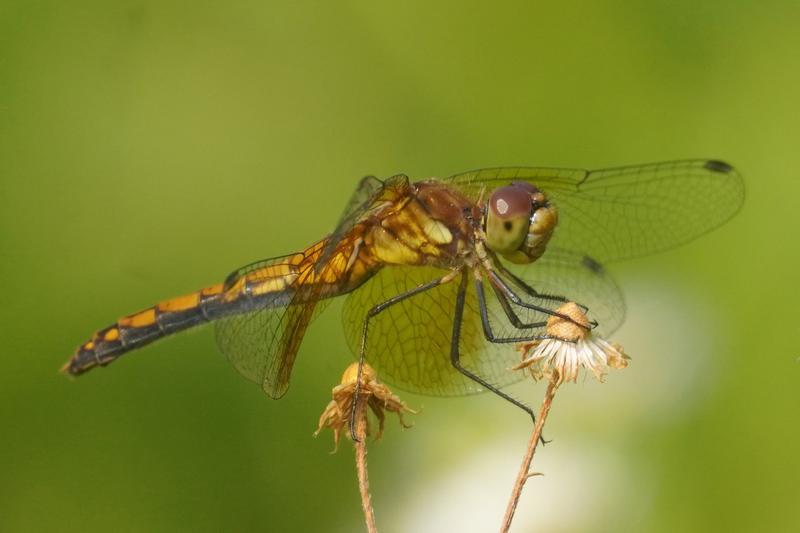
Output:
500 378 559 533
354 400 378 533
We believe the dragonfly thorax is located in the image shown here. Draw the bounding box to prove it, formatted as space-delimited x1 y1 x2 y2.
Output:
483 182 558 264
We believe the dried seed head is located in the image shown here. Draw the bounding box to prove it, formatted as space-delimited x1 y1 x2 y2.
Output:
516 302 630 385
545 302 591 341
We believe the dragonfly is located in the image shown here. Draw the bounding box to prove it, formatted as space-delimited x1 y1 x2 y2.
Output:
63 159 744 420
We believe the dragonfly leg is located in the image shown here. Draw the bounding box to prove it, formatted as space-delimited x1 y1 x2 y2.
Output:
493 260 572 306
484 278 550 334
488 270 597 329
450 272 543 439
492 260 593 316
348 269 459 441
474 277 548 343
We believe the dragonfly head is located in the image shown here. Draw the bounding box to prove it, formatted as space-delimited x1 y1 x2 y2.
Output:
484 182 558 264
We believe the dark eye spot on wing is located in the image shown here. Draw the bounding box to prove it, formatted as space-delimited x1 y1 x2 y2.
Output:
504 221 513 231
704 160 734 174
582 254 605 274
223 271 239 290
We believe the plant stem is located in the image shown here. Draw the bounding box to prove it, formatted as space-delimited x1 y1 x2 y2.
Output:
354 400 378 533
500 378 559 533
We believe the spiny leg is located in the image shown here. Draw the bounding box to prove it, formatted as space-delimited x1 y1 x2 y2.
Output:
487 270 597 329
485 277 552 333
489 281 548 331
474 277 548 343
449 271 541 432
487 270 572 318
493 260 569 303
349 270 458 440
492 260 590 314
471 274 550 444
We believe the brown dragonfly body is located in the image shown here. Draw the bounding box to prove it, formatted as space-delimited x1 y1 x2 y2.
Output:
64 179 484 376
64 160 744 413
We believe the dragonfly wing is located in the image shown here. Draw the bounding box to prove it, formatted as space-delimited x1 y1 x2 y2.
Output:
342 265 545 396
447 159 744 263
215 173 411 398
505 247 626 337
342 246 626 396
316 174 410 271
214 241 344 399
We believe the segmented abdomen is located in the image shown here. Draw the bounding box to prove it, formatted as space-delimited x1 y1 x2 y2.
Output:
62 284 229 376
62 235 378 377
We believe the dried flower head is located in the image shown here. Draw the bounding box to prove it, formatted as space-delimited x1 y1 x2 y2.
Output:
515 302 630 385
315 362 416 451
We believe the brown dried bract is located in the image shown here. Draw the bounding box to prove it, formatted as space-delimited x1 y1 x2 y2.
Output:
315 362 416 451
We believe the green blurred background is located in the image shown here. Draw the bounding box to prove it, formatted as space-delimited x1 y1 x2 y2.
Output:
1 1 798 531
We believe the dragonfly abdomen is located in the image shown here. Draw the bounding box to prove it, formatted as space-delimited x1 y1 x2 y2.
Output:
62 284 227 376
62 239 373 378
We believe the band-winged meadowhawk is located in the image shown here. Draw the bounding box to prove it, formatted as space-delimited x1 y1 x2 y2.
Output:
63 160 744 417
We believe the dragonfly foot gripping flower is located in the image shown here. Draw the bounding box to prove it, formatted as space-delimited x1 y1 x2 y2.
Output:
515 301 630 385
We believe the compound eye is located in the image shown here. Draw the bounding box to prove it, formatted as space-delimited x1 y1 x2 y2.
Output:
510 180 540 195
490 185 533 220
485 185 533 254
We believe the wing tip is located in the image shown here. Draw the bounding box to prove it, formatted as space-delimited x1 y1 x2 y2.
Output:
703 159 735 174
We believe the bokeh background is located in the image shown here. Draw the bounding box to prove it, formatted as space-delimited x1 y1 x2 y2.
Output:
1 1 798 532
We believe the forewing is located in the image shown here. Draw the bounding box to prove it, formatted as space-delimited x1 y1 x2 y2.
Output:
316 174 409 271
447 160 744 263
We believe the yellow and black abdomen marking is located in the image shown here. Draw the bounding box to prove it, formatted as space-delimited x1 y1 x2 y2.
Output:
62 230 384 379
61 239 375 377
63 284 227 376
